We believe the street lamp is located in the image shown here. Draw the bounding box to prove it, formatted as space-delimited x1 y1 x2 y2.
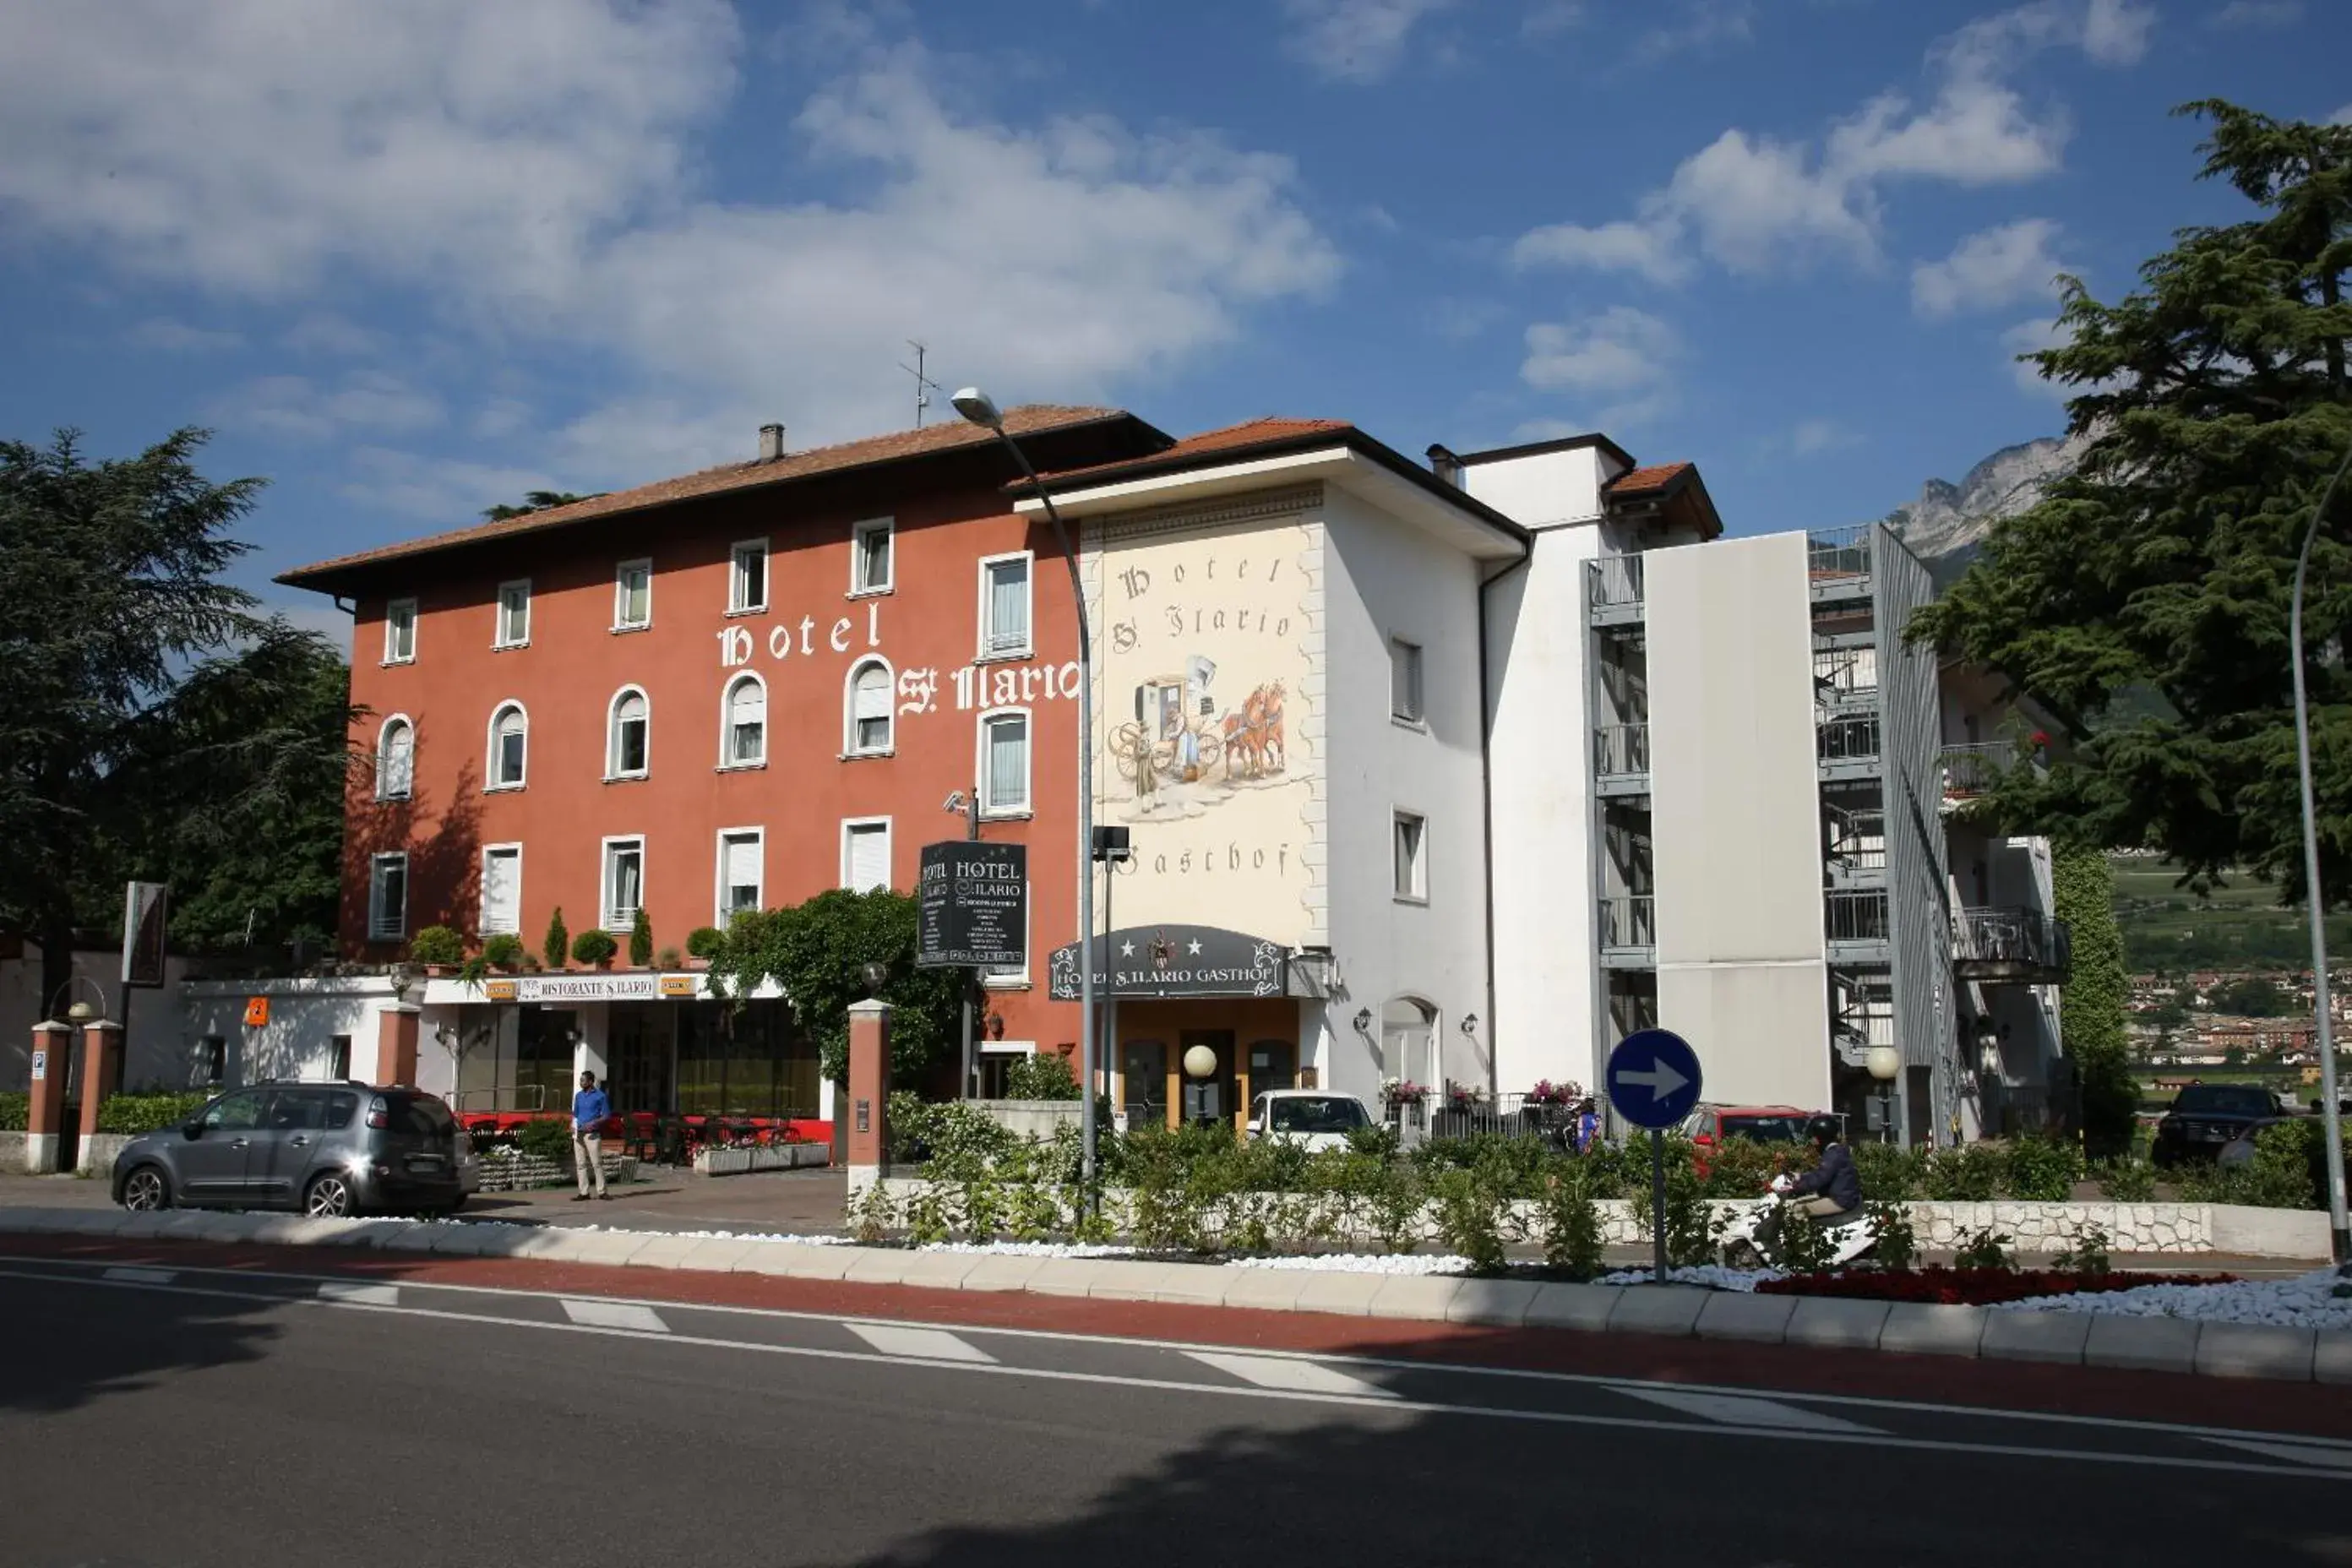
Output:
954 386 1102 1192
2287 438 2352 1261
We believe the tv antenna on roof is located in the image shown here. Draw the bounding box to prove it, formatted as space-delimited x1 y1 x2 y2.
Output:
900 340 943 427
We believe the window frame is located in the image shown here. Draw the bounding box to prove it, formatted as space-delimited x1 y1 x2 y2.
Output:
976 705 1032 819
383 596 418 665
714 825 765 929
840 816 892 893
612 558 653 632
1392 808 1428 904
976 549 1035 663
486 700 529 792
493 579 531 650
1389 635 1425 727
375 712 416 802
606 684 651 781
842 656 896 759
728 538 770 616
368 851 409 941
718 672 768 770
600 834 646 934
479 842 524 936
849 515 895 597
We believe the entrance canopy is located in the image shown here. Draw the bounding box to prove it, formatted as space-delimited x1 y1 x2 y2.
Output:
1047 926 1287 1001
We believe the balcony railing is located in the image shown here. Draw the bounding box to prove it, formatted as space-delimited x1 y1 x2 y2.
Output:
1824 803 1886 879
1594 722 1651 780
1807 524 1873 587
1598 895 1656 954
1953 907 2072 983
1587 555 1645 618
1813 645 1878 709
1826 889 1891 946
1817 715 1881 772
1942 740 2015 798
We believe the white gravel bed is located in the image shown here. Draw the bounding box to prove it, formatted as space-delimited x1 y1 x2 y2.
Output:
1991 1266 2352 1331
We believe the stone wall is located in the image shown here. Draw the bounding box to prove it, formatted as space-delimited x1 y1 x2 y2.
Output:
968 1101 1084 1141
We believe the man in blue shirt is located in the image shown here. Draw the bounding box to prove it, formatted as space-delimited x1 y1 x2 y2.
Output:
572 1070 612 1200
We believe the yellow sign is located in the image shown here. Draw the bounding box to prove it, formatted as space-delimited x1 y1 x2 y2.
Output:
242 996 270 1028
484 979 519 1002
659 975 696 998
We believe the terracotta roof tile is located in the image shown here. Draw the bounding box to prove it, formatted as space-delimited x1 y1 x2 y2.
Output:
1606 461 1692 496
278 404 1129 588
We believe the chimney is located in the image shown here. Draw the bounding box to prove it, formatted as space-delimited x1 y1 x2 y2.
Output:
1426 444 1463 487
758 422 787 462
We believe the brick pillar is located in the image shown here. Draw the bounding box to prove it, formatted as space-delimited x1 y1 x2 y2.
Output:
25 1022 72 1173
75 1021 125 1172
845 999 892 1200
376 1004 421 1087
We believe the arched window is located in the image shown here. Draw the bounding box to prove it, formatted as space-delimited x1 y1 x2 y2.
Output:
721 673 765 768
487 701 528 790
845 657 894 756
376 715 415 801
607 687 650 779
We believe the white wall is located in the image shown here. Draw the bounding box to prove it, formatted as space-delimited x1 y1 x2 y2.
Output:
1456 445 1609 530
1647 531 1832 1109
180 977 406 1088
1318 486 1493 1102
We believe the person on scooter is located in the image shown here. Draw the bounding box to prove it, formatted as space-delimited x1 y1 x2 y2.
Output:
1782 1114 1862 1220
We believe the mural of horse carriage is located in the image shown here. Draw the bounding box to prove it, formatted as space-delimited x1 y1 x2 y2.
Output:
1111 654 1287 803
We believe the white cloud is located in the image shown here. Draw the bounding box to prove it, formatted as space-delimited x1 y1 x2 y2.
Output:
2002 315 2070 396
1522 2 1586 37
1912 218 2068 317
1631 0 1756 64
1 3 1341 491
1520 306 1680 426
208 373 444 444
126 318 242 353
1514 1 2131 286
1280 0 1457 84
2333 104 2352 127
340 447 572 523
281 313 390 358
1790 418 1862 455
2211 1 2304 28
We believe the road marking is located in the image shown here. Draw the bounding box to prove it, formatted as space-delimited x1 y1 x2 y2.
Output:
846 1324 997 1364
101 1266 174 1286
561 1298 668 1333
1616 1388 1881 1434
3 1262 2344 1482
318 1282 400 1307
2208 1437 2352 1470
1188 1351 1397 1398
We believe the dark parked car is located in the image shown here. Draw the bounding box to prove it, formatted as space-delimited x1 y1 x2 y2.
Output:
113 1082 468 1218
2216 1117 2295 1168
2152 1082 2288 1168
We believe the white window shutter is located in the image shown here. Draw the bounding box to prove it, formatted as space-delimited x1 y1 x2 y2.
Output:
725 835 760 894
853 665 890 720
847 827 889 892
482 850 519 934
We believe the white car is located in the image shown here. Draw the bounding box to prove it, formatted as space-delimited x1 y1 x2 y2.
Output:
1246 1090 1375 1152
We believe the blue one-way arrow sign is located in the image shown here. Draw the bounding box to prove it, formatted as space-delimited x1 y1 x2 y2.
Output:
1606 1028 1703 1130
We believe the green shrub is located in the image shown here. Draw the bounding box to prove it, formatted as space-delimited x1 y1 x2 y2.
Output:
2178 1120 2337 1210
1700 1135 1791 1198
1429 1165 1512 1272
0 1092 30 1131
2052 1223 2111 1277
1538 1168 1607 1278
2091 1157 2156 1202
542 906 570 971
1004 1051 1081 1101
408 925 464 966
569 928 618 966
516 1117 575 1163
1865 1200 1917 1271
481 933 526 970
687 925 727 961
629 906 654 968
95 1092 214 1135
1922 1142 2003 1200
1999 1135 2084 1202
1953 1227 2015 1271
1854 1141 1926 1200
1631 1135 1719 1267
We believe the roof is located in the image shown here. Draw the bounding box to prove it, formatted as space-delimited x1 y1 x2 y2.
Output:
1444 430 1639 474
1603 458 1723 541
1606 462 1690 497
278 405 1148 593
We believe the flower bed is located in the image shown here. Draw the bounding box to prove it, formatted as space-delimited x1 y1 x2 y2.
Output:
1755 1265 2232 1307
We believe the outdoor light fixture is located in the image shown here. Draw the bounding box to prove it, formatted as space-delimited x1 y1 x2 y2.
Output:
1352 1008 1372 1034
950 387 1004 429
860 961 890 997
1865 1046 1901 1082
942 790 967 816
1459 1013 1478 1036
1183 1044 1217 1080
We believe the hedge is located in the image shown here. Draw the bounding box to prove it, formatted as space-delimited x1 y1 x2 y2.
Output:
0 1092 27 1132
95 1092 215 1135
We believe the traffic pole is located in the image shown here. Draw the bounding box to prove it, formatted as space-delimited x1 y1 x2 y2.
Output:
1650 1128 1669 1284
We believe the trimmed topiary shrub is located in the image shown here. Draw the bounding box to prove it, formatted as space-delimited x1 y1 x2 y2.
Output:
686 925 726 961
629 906 653 968
409 925 463 966
570 928 618 966
543 906 570 971
481 932 525 970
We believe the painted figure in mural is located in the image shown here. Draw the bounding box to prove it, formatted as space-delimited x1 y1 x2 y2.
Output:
1222 680 1288 781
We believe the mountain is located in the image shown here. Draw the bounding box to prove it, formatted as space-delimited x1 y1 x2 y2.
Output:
1883 430 2091 584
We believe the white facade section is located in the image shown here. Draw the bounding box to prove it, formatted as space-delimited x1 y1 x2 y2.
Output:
180 977 433 1093
1646 531 1832 1110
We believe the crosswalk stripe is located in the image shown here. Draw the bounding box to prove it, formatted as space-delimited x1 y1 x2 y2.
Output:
845 1324 998 1364
1617 1387 1882 1434
317 1282 400 1307
2207 1438 2352 1470
1188 1352 1396 1399
561 1298 669 1333
101 1266 175 1286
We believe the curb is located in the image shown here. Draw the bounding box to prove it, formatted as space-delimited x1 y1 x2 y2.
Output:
5 1206 2344 1385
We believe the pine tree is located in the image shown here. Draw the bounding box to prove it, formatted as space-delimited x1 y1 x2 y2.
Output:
543 906 569 972
629 906 653 968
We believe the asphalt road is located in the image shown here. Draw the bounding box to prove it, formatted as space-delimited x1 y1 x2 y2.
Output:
2 1261 2349 1567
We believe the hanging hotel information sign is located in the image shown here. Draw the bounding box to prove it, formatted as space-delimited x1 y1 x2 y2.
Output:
916 841 1028 969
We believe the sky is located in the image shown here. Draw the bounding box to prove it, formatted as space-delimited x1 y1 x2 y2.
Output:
2 0 2345 640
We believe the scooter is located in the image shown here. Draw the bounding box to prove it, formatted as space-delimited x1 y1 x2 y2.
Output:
1719 1173 1881 1269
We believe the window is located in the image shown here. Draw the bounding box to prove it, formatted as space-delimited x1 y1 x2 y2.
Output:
487 702 528 789
730 540 769 613
384 597 417 664
614 559 652 630
327 1038 352 1081
851 517 894 595
369 852 409 940
716 828 763 927
1393 811 1427 902
199 1036 226 1085
200 1090 266 1132
323 1091 357 1129
845 659 893 755
495 580 531 648
376 715 415 800
602 836 645 931
607 687 650 779
841 819 890 893
481 844 522 935
979 710 1030 816
1390 637 1424 725
979 553 1032 659
721 673 766 767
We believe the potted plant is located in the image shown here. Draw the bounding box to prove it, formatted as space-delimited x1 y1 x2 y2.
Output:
686 925 726 968
408 925 463 975
542 907 569 971
482 933 526 972
571 929 618 969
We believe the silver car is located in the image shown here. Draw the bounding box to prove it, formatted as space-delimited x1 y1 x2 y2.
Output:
112 1081 469 1219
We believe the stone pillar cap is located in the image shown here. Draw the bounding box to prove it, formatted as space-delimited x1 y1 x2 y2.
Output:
847 999 896 1017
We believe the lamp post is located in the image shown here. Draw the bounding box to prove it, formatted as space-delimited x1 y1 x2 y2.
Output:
2288 438 2352 1262
953 387 1100 1191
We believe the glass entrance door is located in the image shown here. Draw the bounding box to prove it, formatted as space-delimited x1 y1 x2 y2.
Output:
1122 1040 1168 1130
607 1004 673 1116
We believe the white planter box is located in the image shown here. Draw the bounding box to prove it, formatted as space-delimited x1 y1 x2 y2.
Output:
694 1142 830 1177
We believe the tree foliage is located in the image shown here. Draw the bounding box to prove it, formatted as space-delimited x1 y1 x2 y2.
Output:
1909 103 2352 901
482 490 600 522
704 889 961 1084
2052 841 2136 1157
